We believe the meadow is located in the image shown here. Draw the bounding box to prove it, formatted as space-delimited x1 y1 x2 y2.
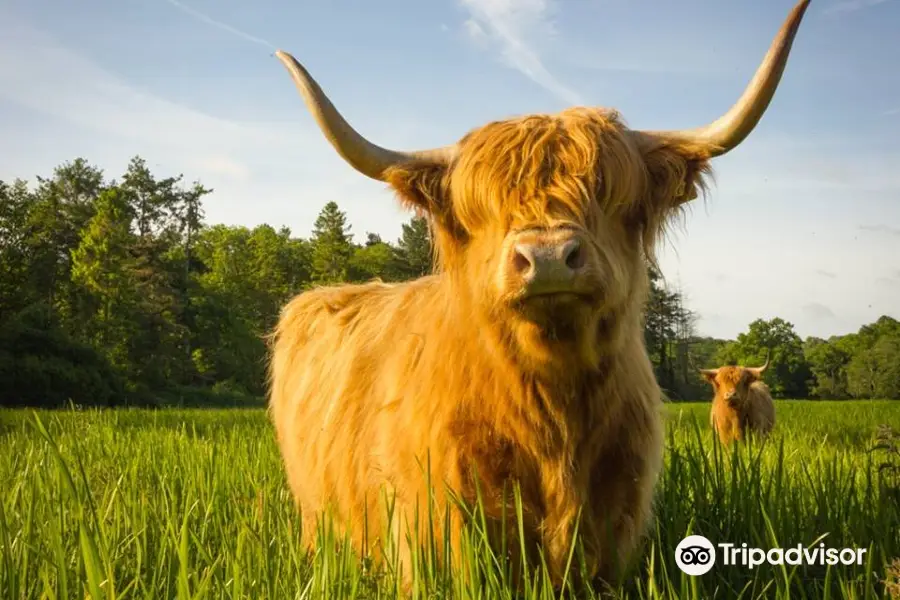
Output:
1 401 898 599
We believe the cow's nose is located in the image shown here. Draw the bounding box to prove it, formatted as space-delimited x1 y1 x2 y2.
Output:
512 238 586 291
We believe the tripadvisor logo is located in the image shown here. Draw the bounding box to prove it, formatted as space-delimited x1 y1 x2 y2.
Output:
674 535 868 576
675 535 716 576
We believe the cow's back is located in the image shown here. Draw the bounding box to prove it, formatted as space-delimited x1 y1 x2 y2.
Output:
267 276 447 549
747 381 775 435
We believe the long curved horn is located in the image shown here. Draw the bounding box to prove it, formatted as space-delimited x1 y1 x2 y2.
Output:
699 368 719 379
747 350 771 376
634 0 811 157
274 51 458 181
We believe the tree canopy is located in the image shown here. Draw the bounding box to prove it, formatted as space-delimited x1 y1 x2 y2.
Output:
1 156 897 407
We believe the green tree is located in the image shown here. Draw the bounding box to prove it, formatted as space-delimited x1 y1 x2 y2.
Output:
642 267 699 399
644 266 678 393
190 224 311 394
0 303 125 408
689 337 730 369
170 181 210 383
191 225 260 392
351 241 396 282
870 332 900 399
393 215 434 278
0 179 34 316
718 318 812 398
804 337 850 399
310 201 354 284
70 188 139 369
121 156 183 239
843 318 900 399
24 159 105 318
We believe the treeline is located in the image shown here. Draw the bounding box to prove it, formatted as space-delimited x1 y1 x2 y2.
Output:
0 157 432 407
675 316 900 401
0 157 897 407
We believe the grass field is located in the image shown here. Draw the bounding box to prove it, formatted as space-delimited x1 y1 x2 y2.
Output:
1 401 899 599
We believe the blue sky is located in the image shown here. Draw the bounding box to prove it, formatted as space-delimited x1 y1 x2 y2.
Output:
1 0 898 340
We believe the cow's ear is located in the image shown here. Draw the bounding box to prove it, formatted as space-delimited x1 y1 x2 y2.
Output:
629 140 713 255
384 161 459 234
742 368 761 384
700 370 719 386
642 141 713 211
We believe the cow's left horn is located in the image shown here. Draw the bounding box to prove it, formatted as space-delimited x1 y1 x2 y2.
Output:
635 0 811 156
274 51 458 181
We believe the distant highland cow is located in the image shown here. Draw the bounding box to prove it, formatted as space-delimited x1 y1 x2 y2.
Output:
267 0 809 589
700 355 776 445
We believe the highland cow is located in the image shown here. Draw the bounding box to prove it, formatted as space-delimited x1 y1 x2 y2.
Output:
267 0 809 588
700 356 776 445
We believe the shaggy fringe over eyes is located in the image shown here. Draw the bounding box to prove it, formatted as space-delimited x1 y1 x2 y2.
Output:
385 107 715 270
448 107 647 233
705 366 760 390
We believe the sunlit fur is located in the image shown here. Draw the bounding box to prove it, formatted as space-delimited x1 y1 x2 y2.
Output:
268 107 715 589
702 366 776 445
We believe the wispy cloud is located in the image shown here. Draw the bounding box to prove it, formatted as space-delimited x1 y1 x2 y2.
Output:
0 17 280 181
816 269 837 279
162 0 276 50
824 0 892 15
0 9 428 242
875 277 900 288
458 0 582 105
885 106 900 116
859 224 900 237
802 302 837 320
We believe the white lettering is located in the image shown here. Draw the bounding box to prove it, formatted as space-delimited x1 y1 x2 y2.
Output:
747 548 766 569
680 537 868 574
718 543 734 566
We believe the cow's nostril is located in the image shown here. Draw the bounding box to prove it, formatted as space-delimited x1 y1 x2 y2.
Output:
564 241 585 270
512 245 534 274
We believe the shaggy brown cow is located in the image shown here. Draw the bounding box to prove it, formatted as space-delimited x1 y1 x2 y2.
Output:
700 356 776 445
267 0 809 588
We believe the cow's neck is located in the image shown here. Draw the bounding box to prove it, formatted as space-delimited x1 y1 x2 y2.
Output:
433 273 643 391
468 300 640 393
458 310 644 463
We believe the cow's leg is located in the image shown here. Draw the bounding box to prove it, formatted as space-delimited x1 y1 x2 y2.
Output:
731 415 744 443
300 507 318 553
716 413 739 445
582 415 664 590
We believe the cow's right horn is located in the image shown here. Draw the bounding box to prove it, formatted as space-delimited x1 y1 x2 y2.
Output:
634 0 811 157
274 51 458 181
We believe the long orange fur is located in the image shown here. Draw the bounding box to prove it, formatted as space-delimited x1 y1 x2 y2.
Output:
268 107 714 589
702 366 777 445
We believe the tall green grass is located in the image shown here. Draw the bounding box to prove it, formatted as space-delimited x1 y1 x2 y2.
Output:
0 400 898 599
